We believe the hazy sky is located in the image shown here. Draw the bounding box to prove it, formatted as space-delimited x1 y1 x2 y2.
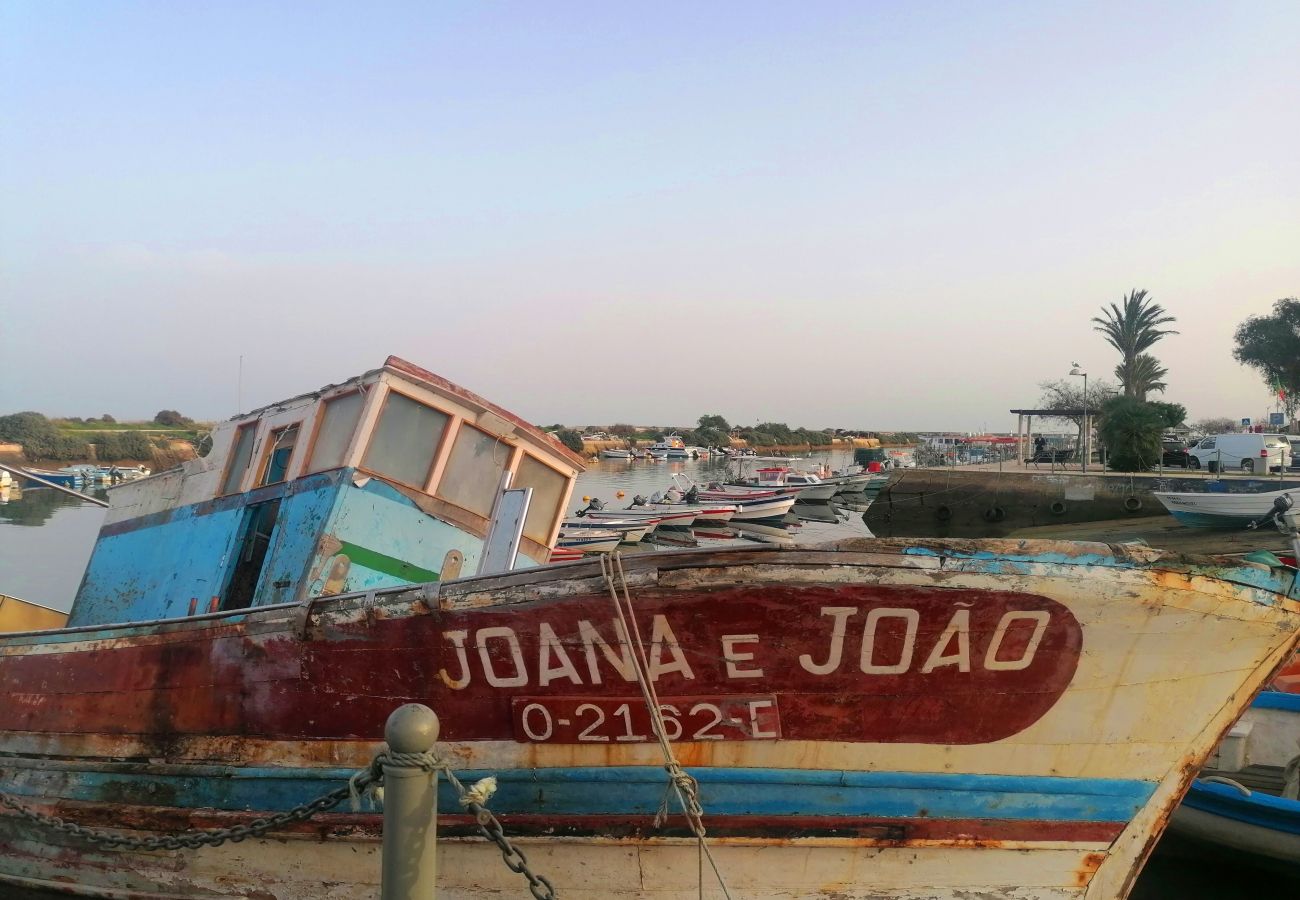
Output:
2 1 1297 432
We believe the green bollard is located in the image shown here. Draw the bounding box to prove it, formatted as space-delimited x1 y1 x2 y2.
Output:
381 704 440 900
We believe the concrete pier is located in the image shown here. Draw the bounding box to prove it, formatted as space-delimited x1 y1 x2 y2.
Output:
867 466 1300 539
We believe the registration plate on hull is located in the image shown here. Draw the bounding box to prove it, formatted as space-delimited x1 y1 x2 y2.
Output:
512 695 781 743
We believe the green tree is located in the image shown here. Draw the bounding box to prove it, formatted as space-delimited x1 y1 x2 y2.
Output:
1233 298 1300 418
0 412 82 461
92 432 156 462
553 429 584 454
1118 354 1169 401
1147 401 1187 430
1092 289 1178 399
1097 397 1165 471
154 409 193 427
691 426 729 447
697 414 730 432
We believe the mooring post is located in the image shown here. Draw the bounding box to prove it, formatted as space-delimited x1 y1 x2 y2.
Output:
381 703 440 900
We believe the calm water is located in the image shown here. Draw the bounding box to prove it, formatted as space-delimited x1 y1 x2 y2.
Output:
1 461 1295 897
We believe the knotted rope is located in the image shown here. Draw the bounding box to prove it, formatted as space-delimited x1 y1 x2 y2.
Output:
600 552 732 900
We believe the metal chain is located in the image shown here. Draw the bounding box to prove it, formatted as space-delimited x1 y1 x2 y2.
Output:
441 765 558 900
1 751 558 898
0 758 381 851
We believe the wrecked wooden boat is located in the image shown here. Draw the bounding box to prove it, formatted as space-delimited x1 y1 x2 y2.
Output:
1 358 1299 899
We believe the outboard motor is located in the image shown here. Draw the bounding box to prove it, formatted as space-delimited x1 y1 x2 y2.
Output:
575 497 605 517
631 494 649 507
684 486 700 504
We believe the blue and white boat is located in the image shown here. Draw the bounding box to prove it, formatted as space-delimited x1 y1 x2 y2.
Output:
1169 690 1300 866
1155 487 1299 528
19 469 84 489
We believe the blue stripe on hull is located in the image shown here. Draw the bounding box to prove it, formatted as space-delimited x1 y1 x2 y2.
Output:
8 765 1155 824
1165 510 1258 529
1184 781 1300 835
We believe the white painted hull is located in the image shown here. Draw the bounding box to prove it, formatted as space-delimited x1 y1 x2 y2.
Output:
0 834 1111 899
726 495 797 520
641 503 736 525
1154 488 1298 528
789 482 838 502
600 449 633 459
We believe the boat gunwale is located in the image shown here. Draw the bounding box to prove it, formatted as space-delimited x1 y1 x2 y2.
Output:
3 537 1295 646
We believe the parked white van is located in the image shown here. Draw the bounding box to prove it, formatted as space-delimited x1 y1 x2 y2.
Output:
1188 433 1290 473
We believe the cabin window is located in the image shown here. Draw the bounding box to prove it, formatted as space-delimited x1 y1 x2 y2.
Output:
259 424 300 486
220 423 258 495
513 454 567 543
362 391 449 487
307 391 364 472
436 424 508 517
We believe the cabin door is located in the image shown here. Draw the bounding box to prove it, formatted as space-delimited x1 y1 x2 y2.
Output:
222 499 282 610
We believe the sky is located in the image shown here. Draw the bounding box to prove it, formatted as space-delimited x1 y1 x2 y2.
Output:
2 1 1298 432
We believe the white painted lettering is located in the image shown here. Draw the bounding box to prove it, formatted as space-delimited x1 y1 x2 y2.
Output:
984 611 1051 671
476 626 529 687
578 619 637 684
747 699 779 738
537 622 582 686
438 630 472 690
800 606 857 675
920 609 971 673
721 634 764 679
647 614 695 681
860 607 920 674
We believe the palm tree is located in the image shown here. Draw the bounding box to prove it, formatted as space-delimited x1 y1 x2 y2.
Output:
1091 289 1178 397
1116 353 1168 402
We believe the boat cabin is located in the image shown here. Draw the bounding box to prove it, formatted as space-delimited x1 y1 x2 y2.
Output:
68 356 586 627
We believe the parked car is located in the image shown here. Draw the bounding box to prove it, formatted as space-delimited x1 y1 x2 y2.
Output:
1187 433 1290 474
1160 438 1192 468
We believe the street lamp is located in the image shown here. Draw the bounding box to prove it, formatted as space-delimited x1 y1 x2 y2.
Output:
1069 364 1088 473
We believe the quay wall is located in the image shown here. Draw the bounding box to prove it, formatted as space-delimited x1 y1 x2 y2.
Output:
866 468 1300 538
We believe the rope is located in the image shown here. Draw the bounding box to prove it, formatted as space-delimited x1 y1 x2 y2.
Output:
600 552 733 900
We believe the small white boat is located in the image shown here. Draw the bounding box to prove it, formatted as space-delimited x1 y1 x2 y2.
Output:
1155 487 1298 528
646 449 668 460
559 518 653 543
555 529 623 553
576 502 697 529
599 448 634 460
648 434 688 458
630 492 737 525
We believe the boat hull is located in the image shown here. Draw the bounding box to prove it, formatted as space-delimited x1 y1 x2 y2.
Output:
0 539 1297 899
1155 488 1298 528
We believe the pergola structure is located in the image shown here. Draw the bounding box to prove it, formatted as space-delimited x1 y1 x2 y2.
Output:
1009 408 1090 468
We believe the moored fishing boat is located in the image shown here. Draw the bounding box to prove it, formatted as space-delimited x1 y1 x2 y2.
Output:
559 517 654 543
555 528 623 553
628 491 738 525
2 358 1300 899
17 468 83 488
1168 690 1300 867
575 499 698 529
1154 486 1298 528
599 448 633 460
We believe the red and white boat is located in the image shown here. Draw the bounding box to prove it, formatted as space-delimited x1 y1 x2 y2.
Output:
1 357 1298 900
